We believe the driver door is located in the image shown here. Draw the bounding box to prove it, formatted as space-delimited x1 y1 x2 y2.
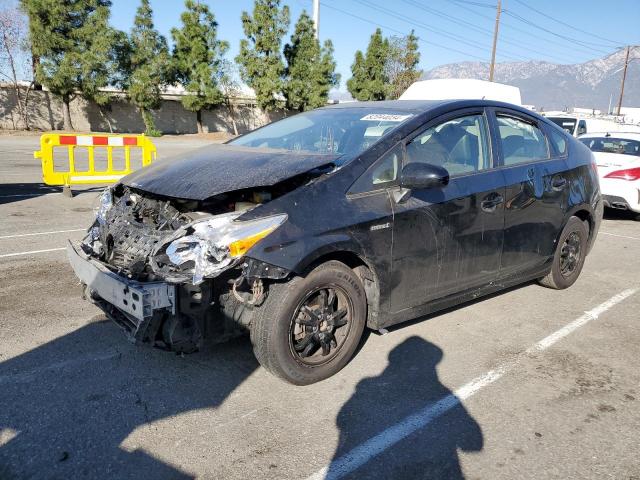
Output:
389 110 506 313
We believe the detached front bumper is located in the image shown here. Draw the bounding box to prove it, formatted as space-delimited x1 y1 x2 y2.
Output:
66 241 176 341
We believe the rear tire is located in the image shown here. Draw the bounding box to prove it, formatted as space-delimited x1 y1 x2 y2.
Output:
538 216 589 290
250 261 367 385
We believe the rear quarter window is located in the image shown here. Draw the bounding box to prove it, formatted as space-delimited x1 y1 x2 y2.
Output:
547 128 568 157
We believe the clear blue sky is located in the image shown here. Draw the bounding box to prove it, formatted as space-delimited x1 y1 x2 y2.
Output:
110 0 640 92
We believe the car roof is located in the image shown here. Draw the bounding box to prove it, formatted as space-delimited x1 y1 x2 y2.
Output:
579 132 640 141
321 99 537 115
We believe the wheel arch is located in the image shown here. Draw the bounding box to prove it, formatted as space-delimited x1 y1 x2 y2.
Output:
295 248 382 329
565 204 598 253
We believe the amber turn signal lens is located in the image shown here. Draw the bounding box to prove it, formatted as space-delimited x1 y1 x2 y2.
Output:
228 227 276 258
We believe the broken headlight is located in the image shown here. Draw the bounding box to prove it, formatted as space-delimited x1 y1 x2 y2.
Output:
95 187 113 225
151 213 287 284
82 187 113 256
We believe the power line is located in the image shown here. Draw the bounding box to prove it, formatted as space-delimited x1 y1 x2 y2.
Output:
352 0 541 63
321 1 491 62
449 0 495 8
444 0 615 61
503 10 613 55
399 0 571 64
351 0 524 62
510 0 624 48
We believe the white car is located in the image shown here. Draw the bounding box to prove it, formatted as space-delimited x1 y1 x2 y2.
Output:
579 132 640 215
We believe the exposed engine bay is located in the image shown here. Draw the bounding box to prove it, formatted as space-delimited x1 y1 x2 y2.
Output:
77 182 300 353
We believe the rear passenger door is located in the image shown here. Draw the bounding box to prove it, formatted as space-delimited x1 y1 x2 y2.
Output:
490 108 569 277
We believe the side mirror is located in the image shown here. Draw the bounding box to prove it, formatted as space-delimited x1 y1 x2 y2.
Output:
401 163 450 190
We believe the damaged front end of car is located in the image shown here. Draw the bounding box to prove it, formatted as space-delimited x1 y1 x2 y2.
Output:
70 183 293 353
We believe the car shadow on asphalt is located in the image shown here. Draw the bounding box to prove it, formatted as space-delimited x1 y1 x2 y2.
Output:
0 183 104 205
603 208 639 221
0 319 258 479
327 336 483 480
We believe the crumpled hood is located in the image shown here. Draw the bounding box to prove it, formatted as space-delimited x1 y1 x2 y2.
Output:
121 144 340 201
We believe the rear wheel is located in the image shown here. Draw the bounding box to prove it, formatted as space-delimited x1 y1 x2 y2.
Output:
250 261 367 385
538 216 589 290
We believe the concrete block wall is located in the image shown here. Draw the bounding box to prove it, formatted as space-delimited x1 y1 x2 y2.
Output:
0 86 286 134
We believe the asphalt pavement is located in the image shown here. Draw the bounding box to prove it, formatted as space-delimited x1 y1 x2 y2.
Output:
0 134 639 480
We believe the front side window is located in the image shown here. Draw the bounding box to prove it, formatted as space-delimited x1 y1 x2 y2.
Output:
405 114 491 176
579 137 640 157
577 120 587 135
229 108 414 163
497 115 549 166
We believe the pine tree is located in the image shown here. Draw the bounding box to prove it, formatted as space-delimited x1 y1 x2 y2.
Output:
386 30 421 100
347 28 390 101
236 0 289 112
126 0 171 136
218 59 241 136
346 50 367 101
20 0 118 130
171 0 229 133
284 12 339 112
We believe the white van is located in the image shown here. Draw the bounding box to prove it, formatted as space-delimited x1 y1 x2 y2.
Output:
399 79 522 105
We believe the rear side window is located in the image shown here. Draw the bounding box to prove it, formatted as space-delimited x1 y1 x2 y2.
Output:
406 114 491 176
497 115 549 166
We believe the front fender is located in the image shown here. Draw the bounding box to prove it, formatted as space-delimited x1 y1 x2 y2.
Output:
249 232 368 275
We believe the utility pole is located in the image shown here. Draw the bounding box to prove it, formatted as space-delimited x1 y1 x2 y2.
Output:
616 45 631 116
489 0 502 82
312 0 320 39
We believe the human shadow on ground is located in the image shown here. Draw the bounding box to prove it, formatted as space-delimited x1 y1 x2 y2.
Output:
0 319 258 479
327 336 483 480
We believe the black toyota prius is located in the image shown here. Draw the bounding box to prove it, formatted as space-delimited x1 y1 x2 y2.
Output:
68 99 602 385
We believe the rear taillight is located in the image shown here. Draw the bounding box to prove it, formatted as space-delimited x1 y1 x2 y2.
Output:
604 167 640 181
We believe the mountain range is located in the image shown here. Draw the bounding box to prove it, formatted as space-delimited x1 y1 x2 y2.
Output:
421 47 640 111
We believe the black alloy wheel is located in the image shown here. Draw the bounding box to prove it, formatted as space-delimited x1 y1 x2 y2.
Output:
289 286 352 365
559 231 582 277
250 260 367 385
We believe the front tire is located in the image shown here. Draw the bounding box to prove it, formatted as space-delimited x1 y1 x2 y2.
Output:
538 216 589 290
250 261 367 385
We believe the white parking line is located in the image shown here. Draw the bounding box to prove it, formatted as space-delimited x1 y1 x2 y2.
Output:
599 231 640 241
0 228 85 240
0 247 66 258
307 288 637 480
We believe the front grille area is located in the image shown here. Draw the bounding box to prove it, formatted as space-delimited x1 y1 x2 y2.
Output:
95 188 193 278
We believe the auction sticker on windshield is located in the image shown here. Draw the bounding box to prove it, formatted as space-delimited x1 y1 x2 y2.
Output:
360 113 412 122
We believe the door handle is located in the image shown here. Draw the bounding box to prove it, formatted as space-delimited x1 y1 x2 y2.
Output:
552 177 567 190
481 194 504 212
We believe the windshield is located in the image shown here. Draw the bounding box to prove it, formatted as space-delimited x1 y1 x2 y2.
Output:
229 108 414 160
548 117 576 134
579 137 640 157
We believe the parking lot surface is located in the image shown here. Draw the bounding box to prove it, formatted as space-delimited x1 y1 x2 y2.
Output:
1 134 639 479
